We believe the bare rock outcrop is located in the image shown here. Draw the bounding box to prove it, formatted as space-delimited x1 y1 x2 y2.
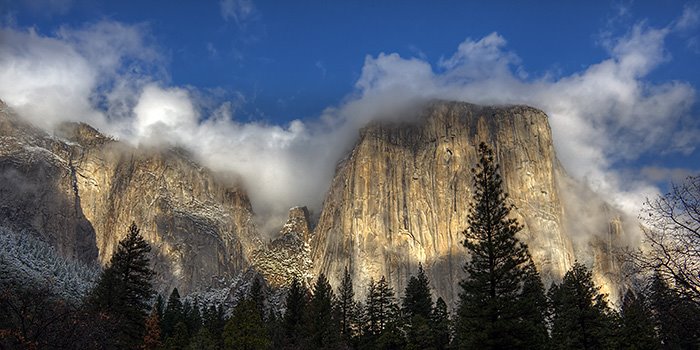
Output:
253 206 314 287
0 99 631 304
0 102 98 264
0 101 262 294
312 101 627 306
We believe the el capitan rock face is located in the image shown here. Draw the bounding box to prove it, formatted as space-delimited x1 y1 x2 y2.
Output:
311 101 623 306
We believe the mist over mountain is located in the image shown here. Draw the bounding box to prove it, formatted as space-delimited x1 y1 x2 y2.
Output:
0 98 635 306
2 8 698 234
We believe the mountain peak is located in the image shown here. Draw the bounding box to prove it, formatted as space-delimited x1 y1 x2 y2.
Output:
55 122 112 147
281 206 312 241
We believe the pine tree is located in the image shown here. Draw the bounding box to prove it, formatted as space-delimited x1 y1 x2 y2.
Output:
431 297 451 350
162 288 184 339
88 222 155 349
405 315 433 350
517 261 550 348
266 308 285 349
202 304 225 348
455 142 545 349
223 298 270 350
362 276 403 348
336 266 358 342
402 263 433 319
283 277 308 349
142 309 163 350
184 299 202 336
307 273 340 349
549 262 617 350
619 289 658 350
647 274 700 349
403 263 435 350
249 276 266 318
154 294 165 320
163 321 189 350
187 327 217 350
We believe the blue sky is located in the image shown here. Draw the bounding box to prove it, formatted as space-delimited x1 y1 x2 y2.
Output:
5 1 698 120
1 0 699 220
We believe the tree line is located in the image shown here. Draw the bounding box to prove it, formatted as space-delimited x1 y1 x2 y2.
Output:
1 143 699 349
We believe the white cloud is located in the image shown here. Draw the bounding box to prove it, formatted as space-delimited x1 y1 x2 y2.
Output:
438 32 521 80
220 0 257 27
0 26 101 128
640 166 699 183
133 84 199 142
0 21 161 131
347 20 697 215
0 12 697 233
675 4 700 31
315 60 327 78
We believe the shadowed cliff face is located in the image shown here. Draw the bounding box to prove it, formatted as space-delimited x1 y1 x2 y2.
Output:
311 101 625 306
0 103 98 264
0 101 262 294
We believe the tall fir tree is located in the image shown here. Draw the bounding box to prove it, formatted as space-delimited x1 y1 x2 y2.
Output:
549 262 617 350
402 263 433 319
455 142 547 349
307 273 340 349
162 288 184 339
163 321 189 350
283 277 309 349
183 299 202 336
362 276 403 349
647 274 700 349
431 297 451 350
266 308 285 349
223 298 270 350
402 263 435 350
516 261 550 348
154 294 165 321
142 309 163 350
186 327 218 350
249 276 266 319
202 304 226 348
619 289 658 350
336 266 358 343
88 222 155 349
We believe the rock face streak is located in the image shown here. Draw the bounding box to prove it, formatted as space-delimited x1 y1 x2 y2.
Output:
312 101 620 306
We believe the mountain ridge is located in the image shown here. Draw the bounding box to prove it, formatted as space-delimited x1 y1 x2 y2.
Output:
0 99 631 305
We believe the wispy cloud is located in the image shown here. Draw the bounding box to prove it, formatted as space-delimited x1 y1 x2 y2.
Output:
0 10 697 231
220 0 257 28
640 166 699 184
337 18 697 214
315 60 327 78
675 3 700 31
206 42 219 59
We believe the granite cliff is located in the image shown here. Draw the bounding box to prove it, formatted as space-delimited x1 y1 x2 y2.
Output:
311 101 628 306
0 99 629 304
0 100 262 293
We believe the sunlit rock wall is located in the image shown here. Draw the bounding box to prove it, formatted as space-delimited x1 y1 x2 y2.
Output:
312 101 625 306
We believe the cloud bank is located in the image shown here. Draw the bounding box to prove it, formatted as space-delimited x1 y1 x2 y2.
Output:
0 12 698 231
